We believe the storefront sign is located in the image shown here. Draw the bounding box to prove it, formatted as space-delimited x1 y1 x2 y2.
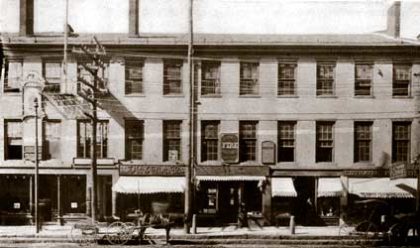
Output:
221 133 239 164
195 165 269 176
261 141 276 165
24 146 42 161
119 164 185 176
390 162 408 180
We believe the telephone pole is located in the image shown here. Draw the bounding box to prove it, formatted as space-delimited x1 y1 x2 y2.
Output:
34 98 39 233
185 0 194 234
73 38 107 223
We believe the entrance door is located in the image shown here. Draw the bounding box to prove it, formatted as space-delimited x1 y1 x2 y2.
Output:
218 182 239 223
98 176 112 218
293 177 317 225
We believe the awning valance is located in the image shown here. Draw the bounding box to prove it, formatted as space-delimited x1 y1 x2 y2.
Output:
349 178 417 199
196 175 266 182
318 178 343 197
112 176 185 194
272 178 297 197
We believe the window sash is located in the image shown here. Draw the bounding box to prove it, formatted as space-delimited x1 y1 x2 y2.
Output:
240 121 257 161
240 62 259 95
164 61 182 94
201 121 219 161
4 60 23 91
125 62 143 94
201 62 221 95
317 63 335 96
77 121 108 158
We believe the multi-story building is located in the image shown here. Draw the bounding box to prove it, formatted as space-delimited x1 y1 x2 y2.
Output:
1 0 420 226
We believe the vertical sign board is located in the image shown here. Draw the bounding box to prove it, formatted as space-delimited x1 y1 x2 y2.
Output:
221 133 239 164
390 162 407 180
261 141 276 165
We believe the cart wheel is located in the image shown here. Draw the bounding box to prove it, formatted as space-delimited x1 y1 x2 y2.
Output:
106 221 131 245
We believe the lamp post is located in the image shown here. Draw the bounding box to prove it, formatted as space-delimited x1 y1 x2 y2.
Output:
34 98 39 233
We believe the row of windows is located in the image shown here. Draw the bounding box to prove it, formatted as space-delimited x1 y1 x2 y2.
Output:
3 119 411 164
2 59 413 97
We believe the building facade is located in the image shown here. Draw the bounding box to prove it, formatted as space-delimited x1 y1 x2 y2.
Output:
1 0 420 226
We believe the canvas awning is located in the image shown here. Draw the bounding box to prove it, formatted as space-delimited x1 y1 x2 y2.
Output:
112 176 185 194
349 178 417 198
318 178 343 197
272 178 297 197
195 175 266 182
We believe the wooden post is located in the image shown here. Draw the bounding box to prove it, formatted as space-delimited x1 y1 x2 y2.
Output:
57 176 62 225
261 178 272 225
29 175 33 224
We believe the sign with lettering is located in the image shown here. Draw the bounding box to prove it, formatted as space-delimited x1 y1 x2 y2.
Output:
261 141 276 165
119 164 185 176
221 133 239 164
390 162 408 180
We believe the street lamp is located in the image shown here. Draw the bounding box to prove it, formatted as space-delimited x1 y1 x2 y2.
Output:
34 98 39 233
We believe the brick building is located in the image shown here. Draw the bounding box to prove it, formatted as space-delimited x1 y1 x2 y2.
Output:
0 0 420 226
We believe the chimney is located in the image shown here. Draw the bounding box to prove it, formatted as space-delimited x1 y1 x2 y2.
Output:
129 0 139 37
19 0 34 36
386 1 401 38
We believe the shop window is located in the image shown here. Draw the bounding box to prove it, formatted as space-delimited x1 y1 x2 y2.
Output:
125 60 143 94
316 122 334 162
43 61 61 93
278 63 296 96
392 122 411 163
278 121 296 162
163 60 182 95
393 64 411 97
201 61 221 96
240 62 259 95
163 120 182 161
125 120 144 160
77 120 108 158
354 122 372 162
318 197 340 218
201 121 219 161
316 62 335 96
43 120 61 160
355 63 373 96
2 58 23 93
239 121 257 162
203 188 217 214
5 120 23 160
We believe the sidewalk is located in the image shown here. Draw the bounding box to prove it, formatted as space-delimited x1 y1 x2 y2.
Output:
0 224 346 238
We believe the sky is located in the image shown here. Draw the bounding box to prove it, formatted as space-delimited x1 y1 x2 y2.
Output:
0 0 419 39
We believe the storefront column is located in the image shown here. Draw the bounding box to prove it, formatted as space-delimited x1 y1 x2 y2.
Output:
29 176 33 214
57 176 62 225
339 175 349 225
262 178 272 225
86 175 92 216
314 178 318 215
112 176 118 216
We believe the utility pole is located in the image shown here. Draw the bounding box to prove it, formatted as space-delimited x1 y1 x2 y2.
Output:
63 0 68 91
185 0 194 234
73 38 107 224
34 98 39 233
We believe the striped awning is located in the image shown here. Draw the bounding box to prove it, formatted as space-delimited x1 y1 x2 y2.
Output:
318 178 343 197
349 178 417 198
112 176 185 194
272 178 297 197
195 175 266 182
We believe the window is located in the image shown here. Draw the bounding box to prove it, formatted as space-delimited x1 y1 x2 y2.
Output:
392 122 411 163
201 121 219 161
43 121 61 160
239 121 257 162
316 122 334 162
125 60 143 94
278 122 296 162
163 120 182 161
393 64 411 96
5 120 23 160
355 63 373 96
125 120 144 160
2 59 23 93
77 120 108 158
43 61 61 93
240 62 259 95
278 63 296 96
77 62 109 94
201 62 221 95
317 62 335 96
354 122 372 162
163 60 182 95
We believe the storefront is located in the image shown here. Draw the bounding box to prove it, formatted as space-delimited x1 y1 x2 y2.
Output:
317 178 342 226
271 177 297 226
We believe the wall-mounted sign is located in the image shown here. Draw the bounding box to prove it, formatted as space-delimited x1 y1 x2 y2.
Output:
221 133 239 164
13 202 21 209
261 141 276 165
71 202 78 209
390 162 407 180
24 146 42 162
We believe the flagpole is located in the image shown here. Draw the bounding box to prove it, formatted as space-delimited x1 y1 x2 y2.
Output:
63 0 69 90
